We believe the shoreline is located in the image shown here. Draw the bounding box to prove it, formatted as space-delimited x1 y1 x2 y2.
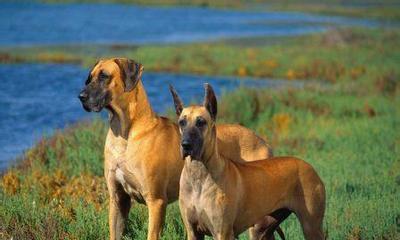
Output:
1 28 389 81
37 0 400 21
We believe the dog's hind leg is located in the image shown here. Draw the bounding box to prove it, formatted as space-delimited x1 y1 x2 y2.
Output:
295 183 325 240
297 213 324 240
295 200 325 240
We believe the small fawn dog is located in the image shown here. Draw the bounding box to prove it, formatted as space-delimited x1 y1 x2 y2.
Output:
171 83 326 240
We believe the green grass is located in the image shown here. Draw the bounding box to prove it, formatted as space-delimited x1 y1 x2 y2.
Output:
1 28 400 239
2 28 399 85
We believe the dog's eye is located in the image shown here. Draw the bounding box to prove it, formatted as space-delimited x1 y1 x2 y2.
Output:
196 118 206 128
178 119 186 128
85 74 92 85
98 71 110 82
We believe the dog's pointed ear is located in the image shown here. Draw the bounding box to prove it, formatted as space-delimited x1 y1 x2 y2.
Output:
203 83 217 121
85 60 100 85
169 84 184 116
114 58 144 92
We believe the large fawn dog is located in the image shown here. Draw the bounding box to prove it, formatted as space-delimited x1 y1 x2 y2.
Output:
171 83 326 240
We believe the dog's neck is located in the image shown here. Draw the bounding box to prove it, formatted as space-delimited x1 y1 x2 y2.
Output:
107 80 156 139
187 127 226 180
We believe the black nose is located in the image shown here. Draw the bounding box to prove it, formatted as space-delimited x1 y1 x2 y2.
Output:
78 90 88 101
181 140 192 151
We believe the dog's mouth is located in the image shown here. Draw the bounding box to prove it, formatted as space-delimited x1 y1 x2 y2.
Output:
182 150 192 159
81 101 104 112
181 149 202 161
79 91 111 113
180 137 203 161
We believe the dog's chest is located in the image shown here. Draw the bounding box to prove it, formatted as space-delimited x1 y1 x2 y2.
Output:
105 133 147 204
180 162 225 233
115 166 146 204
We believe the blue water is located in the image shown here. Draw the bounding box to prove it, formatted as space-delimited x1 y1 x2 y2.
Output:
0 63 309 170
0 2 375 46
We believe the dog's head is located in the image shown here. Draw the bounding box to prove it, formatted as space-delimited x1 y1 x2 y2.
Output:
78 58 144 112
169 83 217 160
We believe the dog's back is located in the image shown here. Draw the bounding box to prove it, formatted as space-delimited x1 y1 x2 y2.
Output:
217 124 273 162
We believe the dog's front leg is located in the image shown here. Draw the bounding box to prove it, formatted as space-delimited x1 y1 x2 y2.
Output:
108 181 132 240
215 230 235 240
146 198 167 240
186 228 205 240
179 207 204 240
212 222 235 240
181 216 196 240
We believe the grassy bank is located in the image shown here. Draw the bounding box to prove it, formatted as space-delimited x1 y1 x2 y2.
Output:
272 4 400 22
269 0 400 21
1 28 399 85
1 28 400 239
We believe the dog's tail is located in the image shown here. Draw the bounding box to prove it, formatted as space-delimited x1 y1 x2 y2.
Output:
275 226 285 240
257 208 291 240
258 225 285 240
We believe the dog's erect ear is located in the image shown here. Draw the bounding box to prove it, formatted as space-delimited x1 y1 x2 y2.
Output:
114 58 144 92
203 83 217 121
169 84 184 116
85 60 100 85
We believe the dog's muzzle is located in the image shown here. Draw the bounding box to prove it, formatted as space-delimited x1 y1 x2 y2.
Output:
181 140 193 158
78 89 109 112
180 132 203 160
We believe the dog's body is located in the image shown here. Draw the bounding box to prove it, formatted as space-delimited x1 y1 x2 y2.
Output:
180 156 325 239
173 84 326 240
78 58 274 240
